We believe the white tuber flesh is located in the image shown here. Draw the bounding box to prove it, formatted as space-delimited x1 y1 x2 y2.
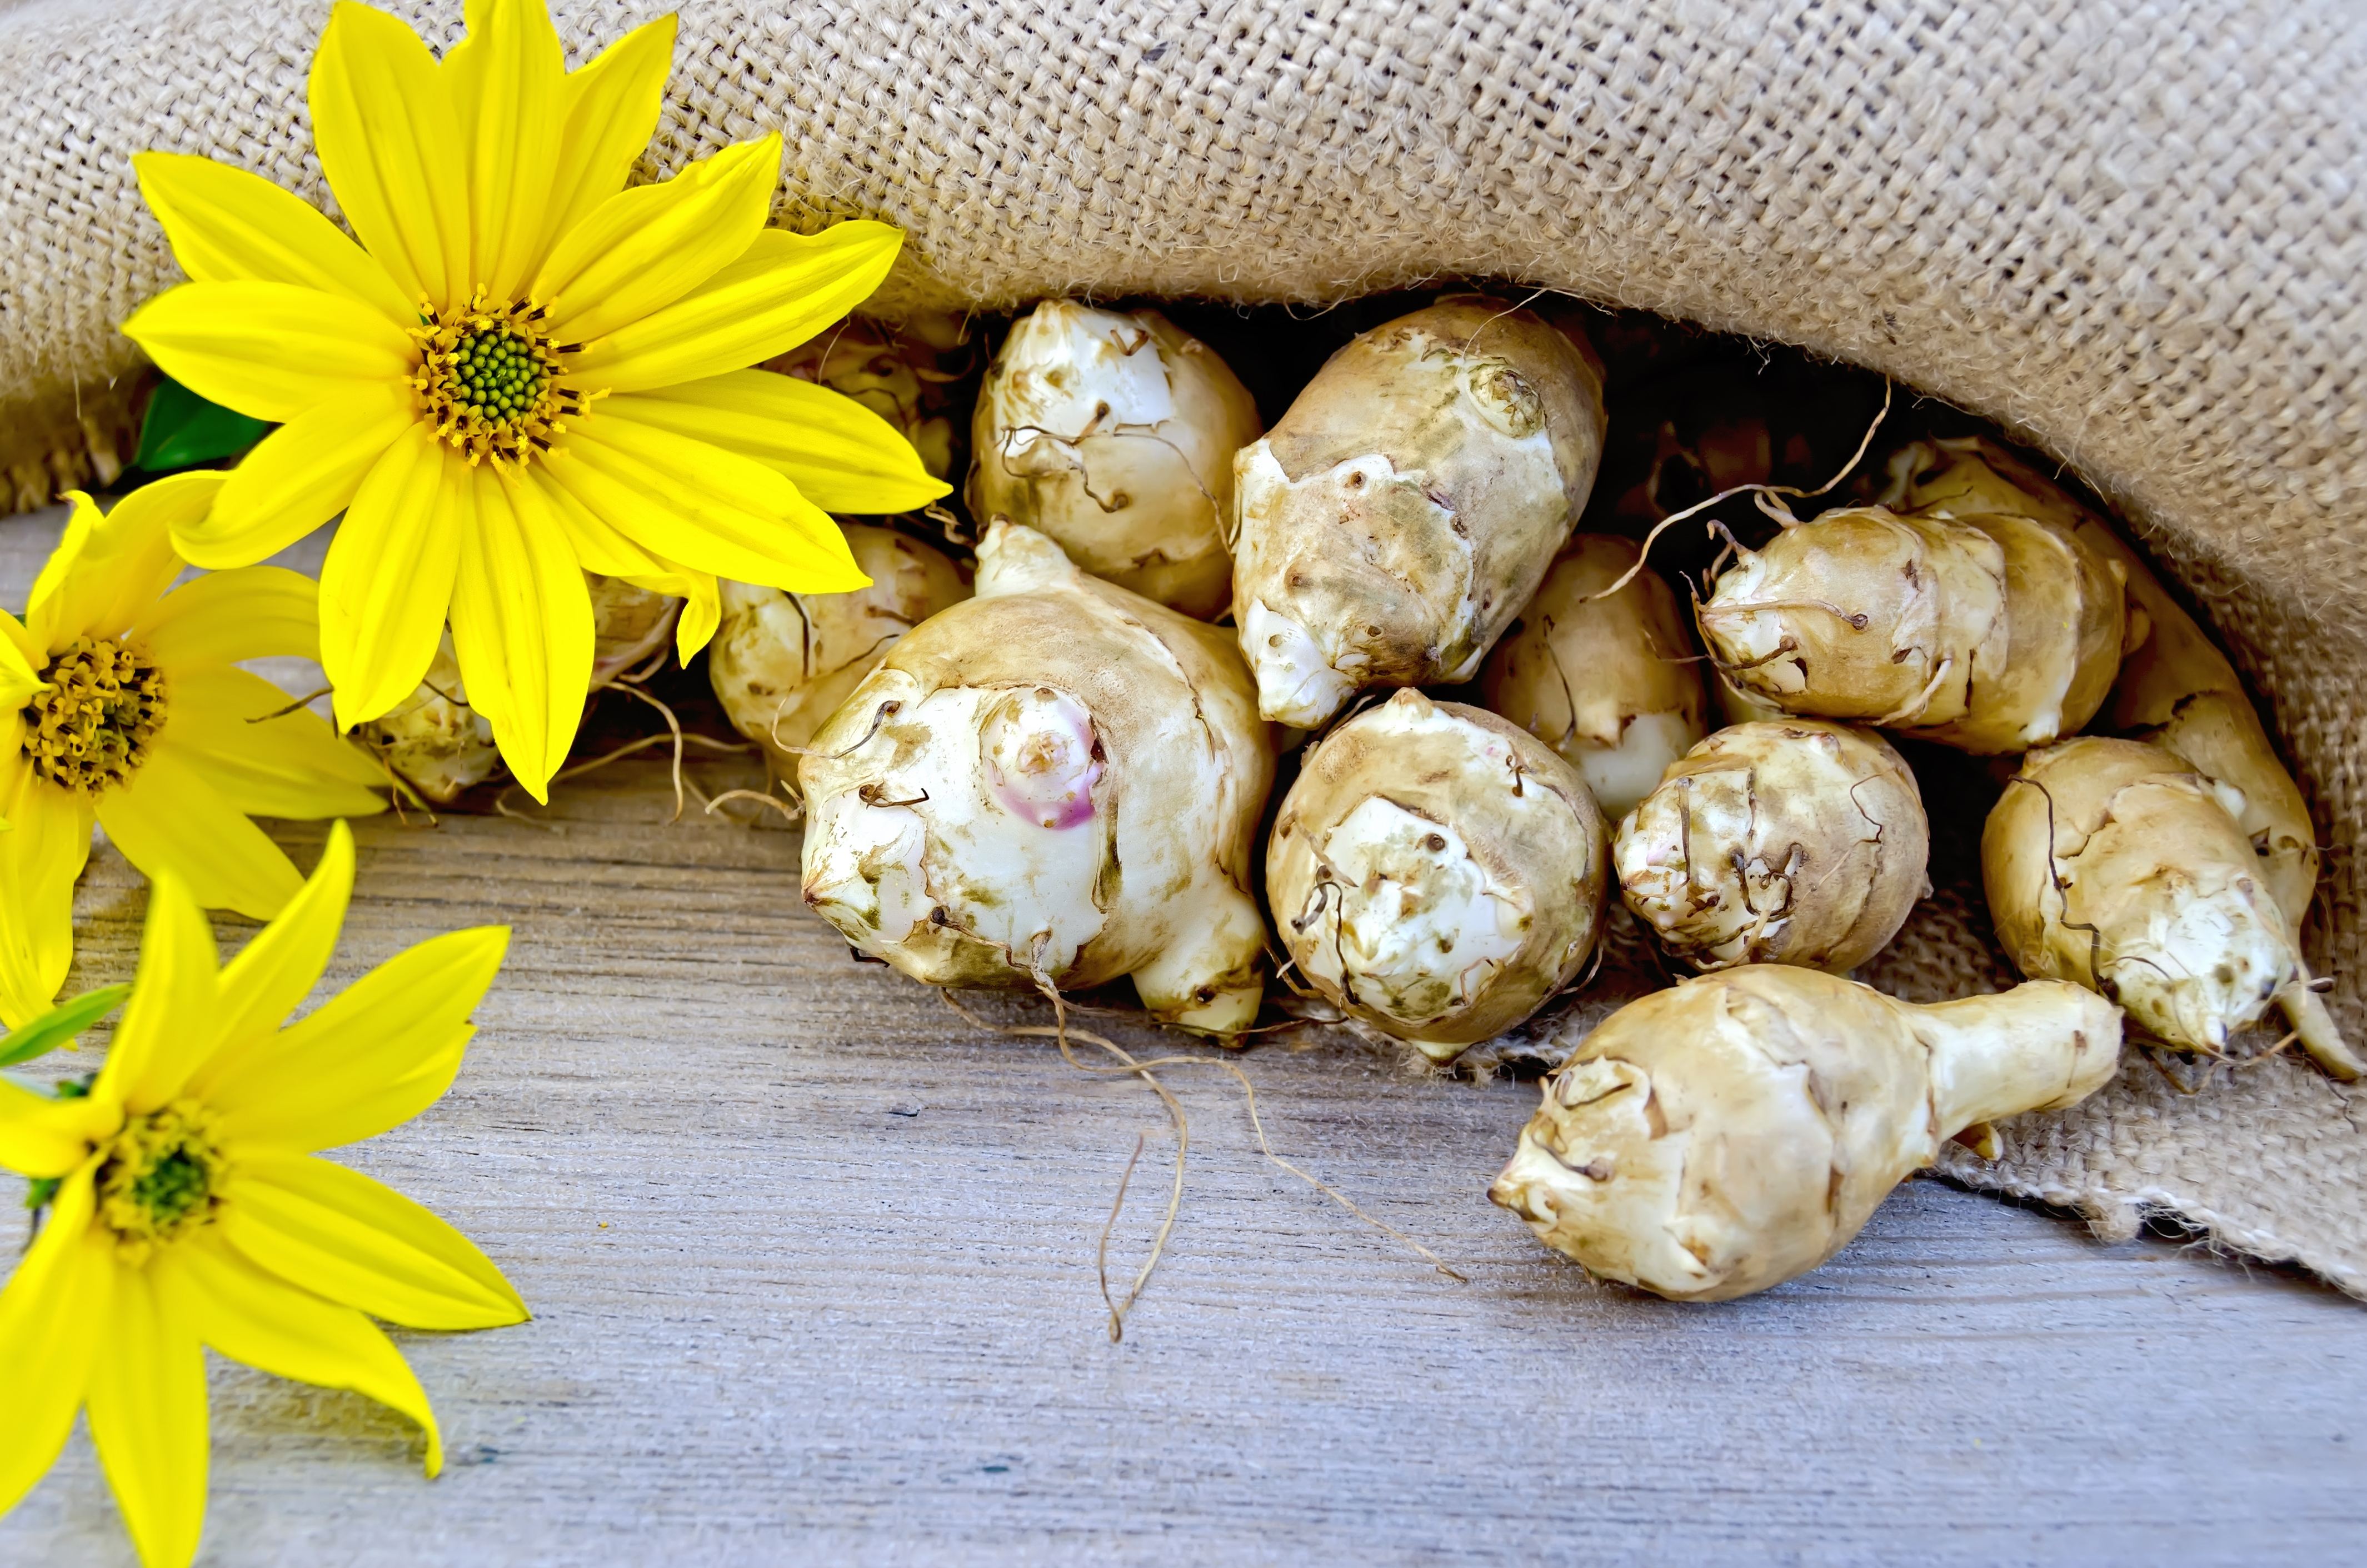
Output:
1231 297 1607 727
1489 966 2121 1300
1266 688 1608 1061
1983 737 2359 1077
708 525 971 768
1615 720 1928 974
1480 533 1709 818
967 302 1261 619
1700 503 2125 753
798 521 1277 1032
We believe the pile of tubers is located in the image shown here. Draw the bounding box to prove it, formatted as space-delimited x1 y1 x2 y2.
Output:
688 294 2348 1302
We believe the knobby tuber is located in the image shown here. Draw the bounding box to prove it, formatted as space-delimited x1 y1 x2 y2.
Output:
1490 966 2121 1300
1700 502 2125 753
1480 533 1708 818
799 521 1276 1032
708 525 971 767
1615 720 1928 974
1231 297 1607 726
968 302 1261 619
1983 737 2359 1077
1266 689 1607 1062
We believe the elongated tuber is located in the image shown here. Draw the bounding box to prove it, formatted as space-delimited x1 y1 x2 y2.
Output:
1700 503 2125 753
799 522 1276 1032
1266 688 1607 1061
709 525 971 766
1615 720 1927 974
1231 297 1607 726
1885 435 2320 930
1490 966 2121 1300
1983 737 2358 1076
968 302 1261 619
1480 534 1708 817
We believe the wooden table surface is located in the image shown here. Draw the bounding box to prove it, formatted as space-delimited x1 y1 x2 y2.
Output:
2 505 2361 1565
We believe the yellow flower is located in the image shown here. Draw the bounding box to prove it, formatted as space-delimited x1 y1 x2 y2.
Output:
121 0 951 800
0 821 522 1568
0 473 388 1027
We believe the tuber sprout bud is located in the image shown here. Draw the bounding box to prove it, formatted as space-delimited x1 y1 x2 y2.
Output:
1983 737 2359 1077
798 521 1277 1032
1266 688 1608 1061
1614 720 1927 974
1490 966 2121 1300
967 302 1261 619
708 525 971 768
1231 297 1607 726
1700 503 2125 753
1480 533 1708 817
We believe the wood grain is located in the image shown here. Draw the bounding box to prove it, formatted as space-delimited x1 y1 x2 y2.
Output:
1 505 2361 1565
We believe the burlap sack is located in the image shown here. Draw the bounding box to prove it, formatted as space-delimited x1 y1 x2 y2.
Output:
4 0 2363 1290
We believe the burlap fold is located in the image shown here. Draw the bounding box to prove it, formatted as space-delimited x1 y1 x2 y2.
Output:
3 0 2363 1289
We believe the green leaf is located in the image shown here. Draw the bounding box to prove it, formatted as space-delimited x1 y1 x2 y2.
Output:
0 983 133 1070
134 376 272 472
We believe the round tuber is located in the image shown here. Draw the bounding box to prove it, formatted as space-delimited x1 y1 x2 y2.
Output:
967 302 1261 619
1489 966 2121 1300
1266 688 1608 1062
1480 533 1708 818
1231 297 1607 727
1614 720 1927 974
708 525 971 767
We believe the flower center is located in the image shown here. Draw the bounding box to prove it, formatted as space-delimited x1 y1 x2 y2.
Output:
22 635 166 795
411 293 595 466
96 1100 226 1261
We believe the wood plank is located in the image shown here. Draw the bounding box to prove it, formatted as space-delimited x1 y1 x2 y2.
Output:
1 504 2361 1564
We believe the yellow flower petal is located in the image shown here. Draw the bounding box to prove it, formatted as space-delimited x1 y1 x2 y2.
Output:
96 747 304 924
673 573 721 660
222 1150 528 1330
28 475 218 653
205 925 508 1152
441 0 564 302
0 1162 113 1518
91 867 222 1116
563 221 903 393
153 668 388 818
184 821 355 1086
532 134 781 344
309 0 470 311
0 618 39 712
134 566 322 670
322 425 465 730
132 151 416 326
544 15 678 246
0 1080 117 1177
84 1259 209 1568
548 417 869 592
610 369 951 513
0 765 94 1028
522 472 720 660
179 378 417 572
121 280 416 426
162 1232 444 1476
447 467 592 800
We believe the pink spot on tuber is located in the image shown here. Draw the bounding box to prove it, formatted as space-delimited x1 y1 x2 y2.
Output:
982 689 1104 829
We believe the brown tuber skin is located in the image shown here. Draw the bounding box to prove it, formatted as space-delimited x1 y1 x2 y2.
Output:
1983 737 2360 1077
1615 720 1929 975
1232 297 1607 727
1489 966 2121 1300
1266 689 1609 1061
1700 502 2125 753
1480 534 1709 818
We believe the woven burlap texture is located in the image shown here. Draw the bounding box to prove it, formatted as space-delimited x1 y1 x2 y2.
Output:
3 0 2363 1290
